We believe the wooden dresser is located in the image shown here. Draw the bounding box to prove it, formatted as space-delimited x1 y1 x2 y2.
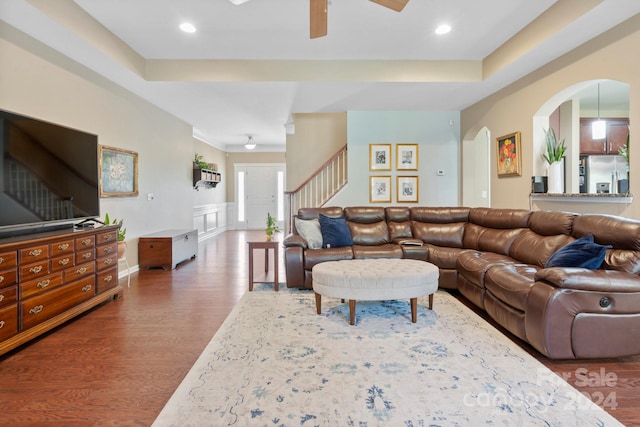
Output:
0 225 123 356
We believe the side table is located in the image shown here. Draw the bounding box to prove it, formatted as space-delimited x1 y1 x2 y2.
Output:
247 240 279 291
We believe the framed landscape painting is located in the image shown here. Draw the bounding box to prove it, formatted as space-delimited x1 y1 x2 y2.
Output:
396 176 418 203
496 132 522 177
369 144 392 171
370 176 392 203
396 144 418 170
99 145 139 197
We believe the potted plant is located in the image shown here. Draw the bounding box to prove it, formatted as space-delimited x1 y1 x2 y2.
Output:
265 212 280 241
105 213 127 258
542 128 566 193
193 153 209 170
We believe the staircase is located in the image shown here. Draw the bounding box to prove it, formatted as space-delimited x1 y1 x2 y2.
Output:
285 145 348 231
5 159 73 221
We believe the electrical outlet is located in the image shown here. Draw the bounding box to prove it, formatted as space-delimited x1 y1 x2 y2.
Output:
147 193 155 201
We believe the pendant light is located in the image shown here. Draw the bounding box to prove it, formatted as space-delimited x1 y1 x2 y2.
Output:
245 135 256 150
592 83 606 139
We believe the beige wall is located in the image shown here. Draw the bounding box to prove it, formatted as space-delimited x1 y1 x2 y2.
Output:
224 152 286 202
285 113 347 190
461 15 640 218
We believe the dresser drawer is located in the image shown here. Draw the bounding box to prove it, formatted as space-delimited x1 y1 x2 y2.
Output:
96 241 117 259
20 272 64 299
96 230 118 246
76 248 95 264
97 253 118 272
51 253 75 272
19 244 49 263
20 260 50 281
96 266 118 293
0 269 17 288
50 239 74 257
63 261 95 282
0 251 17 270
21 276 95 330
0 303 18 342
0 286 17 307
75 235 95 250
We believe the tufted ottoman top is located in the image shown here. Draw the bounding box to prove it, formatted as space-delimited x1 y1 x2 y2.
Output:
312 258 439 301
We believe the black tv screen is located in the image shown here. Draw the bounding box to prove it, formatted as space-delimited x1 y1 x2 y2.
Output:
0 109 100 236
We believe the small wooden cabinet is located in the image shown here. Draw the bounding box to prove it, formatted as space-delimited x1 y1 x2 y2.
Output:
0 225 123 356
580 118 629 155
193 168 221 189
138 229 198 270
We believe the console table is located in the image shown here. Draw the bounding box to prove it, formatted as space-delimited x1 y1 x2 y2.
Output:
138 229 197 270
247 240 279 291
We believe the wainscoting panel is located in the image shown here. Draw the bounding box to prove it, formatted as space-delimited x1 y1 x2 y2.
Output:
193 203 229 241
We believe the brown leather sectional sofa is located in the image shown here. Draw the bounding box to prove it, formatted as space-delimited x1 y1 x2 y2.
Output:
283 206 640 359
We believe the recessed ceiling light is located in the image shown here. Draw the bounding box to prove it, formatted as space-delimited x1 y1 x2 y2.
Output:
179 22 197 33
435 24 451 35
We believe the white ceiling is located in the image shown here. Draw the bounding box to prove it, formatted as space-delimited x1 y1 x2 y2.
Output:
1 0 639 151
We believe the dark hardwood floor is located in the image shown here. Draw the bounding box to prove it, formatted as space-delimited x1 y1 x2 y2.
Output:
1 230 638 426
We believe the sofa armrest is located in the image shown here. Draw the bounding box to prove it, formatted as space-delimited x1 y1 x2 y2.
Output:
535 267 640 292
283 233 308 249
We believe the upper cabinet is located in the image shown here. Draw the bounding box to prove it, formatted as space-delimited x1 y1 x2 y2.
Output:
580 118 629 155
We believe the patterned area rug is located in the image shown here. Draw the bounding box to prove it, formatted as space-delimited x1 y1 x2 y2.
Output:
152 289 622 426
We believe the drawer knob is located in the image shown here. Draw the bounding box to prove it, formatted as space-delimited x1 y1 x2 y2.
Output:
104 247 113 254
58 243 70 251
37 279 51 289
29 249 42 257
83 253 92 259
0 257 4 264
0 276 3 283
0 295 4 302
29 305 44 315
82 239 92 246
104 275 113 282
58 258 70 266
104 234 113 241
76 267 87 275
0 320 4 329
82 284 92 292
104 259 113 265
29 265 43 274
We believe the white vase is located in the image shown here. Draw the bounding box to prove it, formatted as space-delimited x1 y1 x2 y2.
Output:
547 161 564 193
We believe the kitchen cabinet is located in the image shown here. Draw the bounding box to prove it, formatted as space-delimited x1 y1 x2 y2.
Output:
580 118 629 155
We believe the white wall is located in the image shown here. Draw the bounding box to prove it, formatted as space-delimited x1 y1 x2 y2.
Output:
329 111 460 207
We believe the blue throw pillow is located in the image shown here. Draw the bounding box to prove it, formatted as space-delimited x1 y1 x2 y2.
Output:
318 213 353 248
544 234 612 269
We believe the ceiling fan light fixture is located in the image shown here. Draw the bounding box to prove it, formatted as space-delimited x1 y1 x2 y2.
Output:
179 22 197 33
245 136 256 150
435 24 451 35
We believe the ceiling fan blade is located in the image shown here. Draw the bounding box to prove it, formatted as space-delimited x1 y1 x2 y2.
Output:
310 0 328 39
369 0 409 12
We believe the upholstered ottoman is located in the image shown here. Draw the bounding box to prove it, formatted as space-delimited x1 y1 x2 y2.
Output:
312 258 439 325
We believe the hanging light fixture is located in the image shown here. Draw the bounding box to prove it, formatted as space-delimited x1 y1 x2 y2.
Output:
592 83 606 139
245 135 256 150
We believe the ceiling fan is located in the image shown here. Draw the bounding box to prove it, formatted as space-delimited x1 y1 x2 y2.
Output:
229 0 409 39
311 0 409 38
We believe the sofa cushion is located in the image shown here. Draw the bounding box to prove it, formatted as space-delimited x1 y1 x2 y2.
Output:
352 244 403 259
412 221 465 247
456 251 518 287
318 214 353 248
484 264 539 311
544 234 611 269
294 217 323 249
425 244 472 269
388 221 413 240
348 221 389 245
509 230 573 267
304 246 353 270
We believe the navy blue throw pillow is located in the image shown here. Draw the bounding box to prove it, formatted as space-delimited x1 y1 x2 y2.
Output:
318 214 353 248
544 234 612 269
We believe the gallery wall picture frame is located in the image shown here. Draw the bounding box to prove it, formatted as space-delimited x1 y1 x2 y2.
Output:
370 176 392 203
396 176 419 203
396 143 418 170
369 144 392 171
496 131 522 177
99 145 139 198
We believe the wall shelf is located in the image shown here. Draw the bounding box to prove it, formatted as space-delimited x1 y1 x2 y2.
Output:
193 168 221 190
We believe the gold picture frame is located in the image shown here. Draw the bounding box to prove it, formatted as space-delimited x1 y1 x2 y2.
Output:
396 144 418 170
396 176 419 203
369 144 392 171
496 132 522 177
370 176 392 203
99 145 139 197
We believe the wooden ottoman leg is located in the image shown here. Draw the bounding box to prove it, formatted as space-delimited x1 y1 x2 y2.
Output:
314 292 322 315
349 300 356 325
410 297 417 323
428 293 434 310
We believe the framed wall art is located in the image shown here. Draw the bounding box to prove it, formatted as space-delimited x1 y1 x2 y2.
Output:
496 132 522 177
396 176 419 203
99 145 139 197
369 144 392 171
370 176 392 203
396 143 418 170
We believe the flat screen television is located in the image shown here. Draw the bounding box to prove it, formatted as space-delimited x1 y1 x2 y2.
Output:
0 109 100 238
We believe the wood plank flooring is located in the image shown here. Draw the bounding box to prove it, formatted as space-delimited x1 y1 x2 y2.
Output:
1 230 639 426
